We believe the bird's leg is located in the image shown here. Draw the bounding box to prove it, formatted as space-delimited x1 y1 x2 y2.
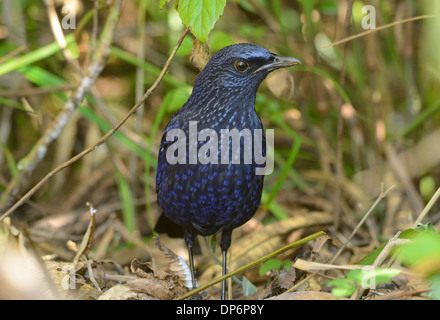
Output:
184 230 199 296
220 229 232 300
188 245 197 290
221 248 228 300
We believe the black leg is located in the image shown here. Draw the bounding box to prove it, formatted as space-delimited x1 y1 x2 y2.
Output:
184 230 198 293
221 248 228 300
220 229 232 300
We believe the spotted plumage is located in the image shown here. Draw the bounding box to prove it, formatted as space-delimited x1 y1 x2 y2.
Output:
155 43 300 299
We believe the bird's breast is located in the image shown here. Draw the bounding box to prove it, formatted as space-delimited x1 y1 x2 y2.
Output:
156 107 266 235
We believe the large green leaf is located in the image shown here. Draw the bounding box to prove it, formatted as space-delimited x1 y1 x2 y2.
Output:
177 0 227 42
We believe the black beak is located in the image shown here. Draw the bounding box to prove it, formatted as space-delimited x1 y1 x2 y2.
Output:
254 55 301 74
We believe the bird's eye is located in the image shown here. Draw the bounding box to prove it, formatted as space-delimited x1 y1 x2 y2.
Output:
234 60 249 72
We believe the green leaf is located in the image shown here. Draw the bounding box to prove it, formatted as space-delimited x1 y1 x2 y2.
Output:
370 268 402 285
356 228 421 265
349 268 401 287
416 223 436 232
259 258 284 276
326 278 357 298
399 230 440 266
327 267 401 298
177 0 227 42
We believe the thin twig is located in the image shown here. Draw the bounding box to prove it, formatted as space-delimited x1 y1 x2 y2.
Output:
330 184 395 265
413 186 440 227
324 14 440 49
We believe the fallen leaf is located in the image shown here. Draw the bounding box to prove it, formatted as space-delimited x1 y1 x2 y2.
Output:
98 284 139 300
130 259 154 278
266 291 347 300
154 236 194 289
128 277 175 300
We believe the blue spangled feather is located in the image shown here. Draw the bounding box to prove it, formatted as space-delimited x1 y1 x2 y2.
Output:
156 43 275 237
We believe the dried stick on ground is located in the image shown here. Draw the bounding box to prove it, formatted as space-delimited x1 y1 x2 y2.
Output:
0 27 191 222
0 0 123 210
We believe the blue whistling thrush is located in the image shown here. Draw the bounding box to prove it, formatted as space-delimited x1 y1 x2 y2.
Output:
155 43 300 299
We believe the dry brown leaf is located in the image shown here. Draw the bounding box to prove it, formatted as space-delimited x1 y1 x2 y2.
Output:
232 235 284 271
292 258 365 272
267 268 297 297
154 236 193 289
267 291 346 300
77 283 102 300
130 258 154 278
306 277 322 291
312 234 331 253
98 284 139 300
190 38 210 71
278 268 297 290
230 211 332 269
128 277 176 300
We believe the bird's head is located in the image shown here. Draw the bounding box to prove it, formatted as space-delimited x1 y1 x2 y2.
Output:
193 43 301 95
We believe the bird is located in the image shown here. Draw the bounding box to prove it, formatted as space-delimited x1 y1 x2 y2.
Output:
155 43 300 299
